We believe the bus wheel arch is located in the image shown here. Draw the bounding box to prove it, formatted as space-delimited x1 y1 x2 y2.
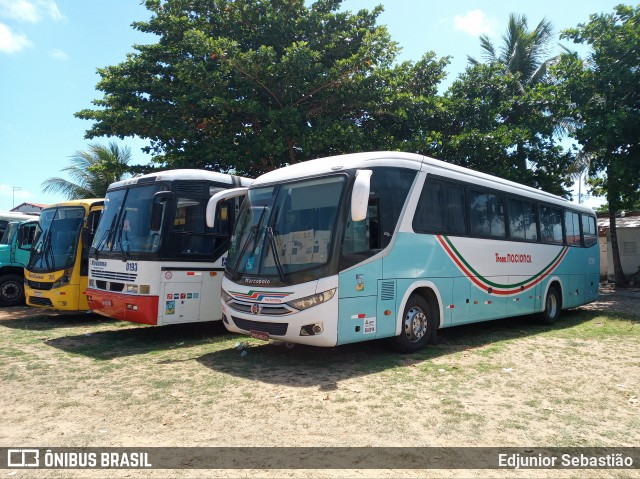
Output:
392 285 441 353
538 280 562 325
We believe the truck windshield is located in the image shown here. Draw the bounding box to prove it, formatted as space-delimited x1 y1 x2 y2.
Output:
227 176 346 280
28 207 85 272
0 222 17 245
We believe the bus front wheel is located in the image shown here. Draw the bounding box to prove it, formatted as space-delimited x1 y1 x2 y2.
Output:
538 286 561 325
392 294 436 353
0 274 25 307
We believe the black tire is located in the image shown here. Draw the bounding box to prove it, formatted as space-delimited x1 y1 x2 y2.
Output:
391 294 437 353
538 285 561 324
0 274 25 307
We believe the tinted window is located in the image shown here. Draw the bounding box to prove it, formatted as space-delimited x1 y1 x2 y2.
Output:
508 198 538 241
582 214 597 247
565 211 581 246
540 206 563 244
413 179 467 235
470 190 505 238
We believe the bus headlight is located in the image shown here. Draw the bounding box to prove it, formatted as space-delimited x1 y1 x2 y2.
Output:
126 284 139 294
287 288 336 311
221 289 232 304
51 268 72 289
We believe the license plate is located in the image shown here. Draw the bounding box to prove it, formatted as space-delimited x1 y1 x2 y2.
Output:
103 300 112 307
250 330 270 341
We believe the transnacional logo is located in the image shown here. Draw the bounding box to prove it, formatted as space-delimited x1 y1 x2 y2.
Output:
250 303 260 315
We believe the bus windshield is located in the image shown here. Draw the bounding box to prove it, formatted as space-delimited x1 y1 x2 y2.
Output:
29 207 85 272
92 184 164 257
227 176 346 280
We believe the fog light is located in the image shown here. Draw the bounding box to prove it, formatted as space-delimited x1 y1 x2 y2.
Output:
126 303 138 311
300 323 323 336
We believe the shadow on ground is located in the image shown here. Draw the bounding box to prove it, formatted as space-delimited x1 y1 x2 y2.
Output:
44 320 230 359
193 309 606 390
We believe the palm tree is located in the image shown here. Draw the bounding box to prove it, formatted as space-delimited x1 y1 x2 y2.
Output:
42 142 132 199
468 13 555 90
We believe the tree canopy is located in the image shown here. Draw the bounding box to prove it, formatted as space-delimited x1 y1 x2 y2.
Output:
76 0 447 176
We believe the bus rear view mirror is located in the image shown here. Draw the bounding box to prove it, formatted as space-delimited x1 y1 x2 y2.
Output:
351 169 372 222
151 191 174 231
206 187 248 228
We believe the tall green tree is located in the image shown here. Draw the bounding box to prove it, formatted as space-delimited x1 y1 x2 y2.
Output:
437 63 573 195
42 142 132 199
76 0 447 176
468 13 554 90
439 14 573 195
555 4 640 285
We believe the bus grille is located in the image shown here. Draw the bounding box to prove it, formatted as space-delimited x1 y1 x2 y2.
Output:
228 300 292 316
231 317 288 336
29 296 53 307
26 280 53 290
92 271 137 282
95 280 125 292
381 281 395 301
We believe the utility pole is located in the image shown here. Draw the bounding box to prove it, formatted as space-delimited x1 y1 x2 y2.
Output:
12 186 22 208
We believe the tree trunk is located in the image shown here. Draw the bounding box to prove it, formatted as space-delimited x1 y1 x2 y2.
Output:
287 138 298 164
607 172 628 287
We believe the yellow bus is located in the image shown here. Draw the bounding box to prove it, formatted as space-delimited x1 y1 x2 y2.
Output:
25 199 103 311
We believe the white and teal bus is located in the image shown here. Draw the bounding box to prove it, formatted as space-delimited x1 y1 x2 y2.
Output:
207 152 599 353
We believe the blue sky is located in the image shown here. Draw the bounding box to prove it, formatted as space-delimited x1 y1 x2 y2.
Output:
0 0 624 211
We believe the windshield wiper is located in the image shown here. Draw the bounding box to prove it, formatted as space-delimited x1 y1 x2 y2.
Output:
42 229 55 271
231 206 267 280
266 226 286 283
92 214 118 259
115 210 129 262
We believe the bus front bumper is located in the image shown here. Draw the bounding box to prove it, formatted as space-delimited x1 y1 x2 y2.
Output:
86 289 159 325
221 298 338 347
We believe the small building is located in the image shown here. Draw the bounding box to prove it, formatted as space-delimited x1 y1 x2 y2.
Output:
10 202 47 214
598 211 640 280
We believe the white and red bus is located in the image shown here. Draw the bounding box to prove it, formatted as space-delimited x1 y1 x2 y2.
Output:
86 169 251 325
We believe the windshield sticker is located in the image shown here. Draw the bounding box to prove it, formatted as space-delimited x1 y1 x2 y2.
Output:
356 274 364 291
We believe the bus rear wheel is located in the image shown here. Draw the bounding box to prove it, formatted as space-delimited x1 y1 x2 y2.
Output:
391 294 435 353
538 286 561 324
0 274 25 307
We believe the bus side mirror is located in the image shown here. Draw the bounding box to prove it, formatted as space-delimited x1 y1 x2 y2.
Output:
351 170 372 222
151 191 174 231
206 187 248 228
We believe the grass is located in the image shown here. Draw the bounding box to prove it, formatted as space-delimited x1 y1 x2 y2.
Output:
0 305 638 451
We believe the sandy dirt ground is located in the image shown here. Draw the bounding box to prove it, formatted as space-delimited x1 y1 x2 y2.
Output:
0 287 638 478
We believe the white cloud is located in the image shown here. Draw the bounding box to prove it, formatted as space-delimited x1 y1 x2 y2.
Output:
49 48 68 61
0 0 64 23
38 0 63 21
0 22 31 53
454 9 497 36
